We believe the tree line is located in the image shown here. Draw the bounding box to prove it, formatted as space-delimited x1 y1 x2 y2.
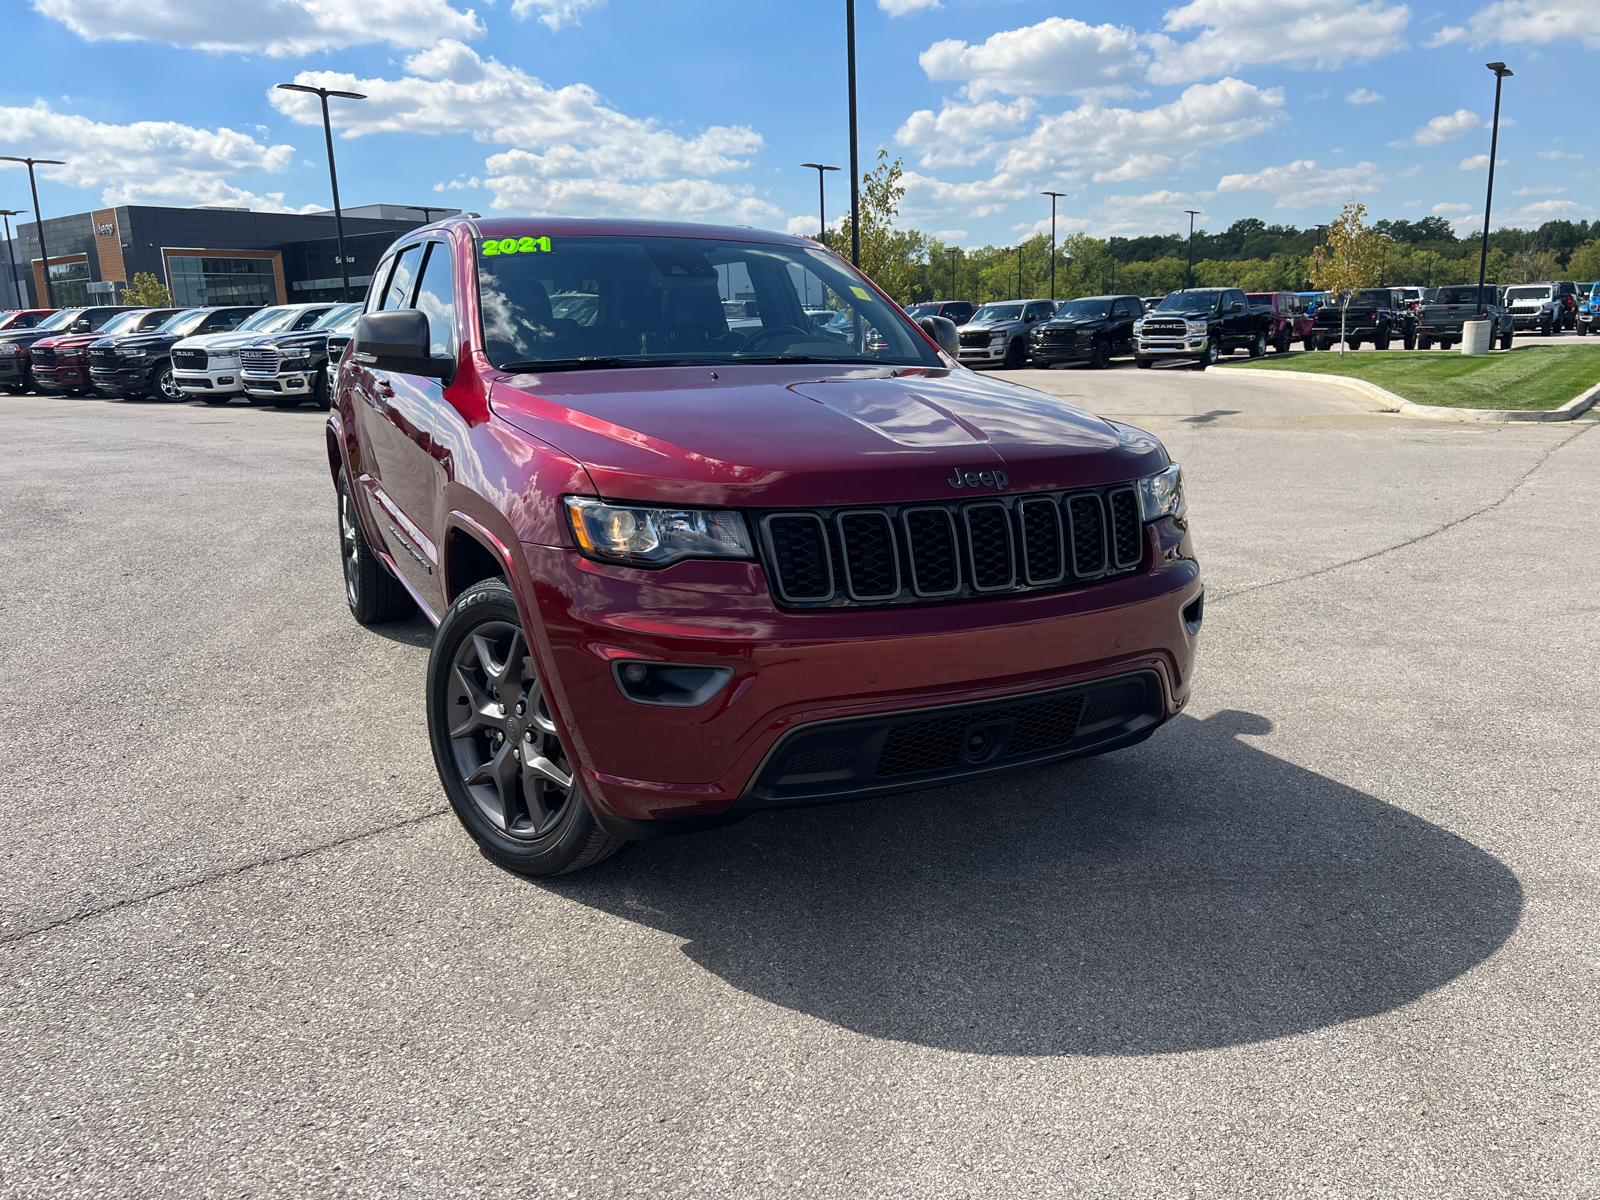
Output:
834 153 1600 304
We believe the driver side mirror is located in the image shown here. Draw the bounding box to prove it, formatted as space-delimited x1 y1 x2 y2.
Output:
352 310 450 377
1229 301 1243 313
918 315 959 358
72 320 91 332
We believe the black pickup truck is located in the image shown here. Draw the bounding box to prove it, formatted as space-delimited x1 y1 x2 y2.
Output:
238 301 362 408
1029 294 1142 368
1133 287 1272 367
1415 285 1513 350
1312 289 1415 351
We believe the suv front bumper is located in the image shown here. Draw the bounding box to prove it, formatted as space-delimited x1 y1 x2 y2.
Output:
243 369 315 398
516 515 1201 827
957 341 1011 365
30 362 92 391
1136 337 1209 360
1509 311 1554 330
89 365 153 394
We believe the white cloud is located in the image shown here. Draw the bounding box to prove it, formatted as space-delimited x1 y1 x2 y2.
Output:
0 100 301 209
1432 202 1473 213
897 171 1031 221
510 0 602 30
1459 154 1507 170
879 0 941 14
31 0 484 57
919 18 1148 98
1430 4 1600 48
1390 109 1481 148
998 78 1286 178
933 229 968 241
1092 154 1175 183
1147 0 1411 85
1399 163 1423 177
270 43 776 222
1345 88 1384 104
1501 199 1593 224
1216 158 1386 207
895 98 1036 168
1538 149 1581 161
1511 186 1565 196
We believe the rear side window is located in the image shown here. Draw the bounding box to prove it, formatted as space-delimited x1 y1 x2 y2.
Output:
411 242 457 359
381 245 424 311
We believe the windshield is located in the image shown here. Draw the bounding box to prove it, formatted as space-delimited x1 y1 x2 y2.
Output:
156 309 211 336
475 233 941 370
1158 291 1224 312
1504 286 1550 301
34 309 83 332
971 304 1022 323
1051 299 1112 320
1433 287 1491 305
236 307 300 334
97 310 150 336
313 303 362 331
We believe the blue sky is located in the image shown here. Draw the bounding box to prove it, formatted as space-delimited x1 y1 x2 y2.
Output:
1 1 1594 248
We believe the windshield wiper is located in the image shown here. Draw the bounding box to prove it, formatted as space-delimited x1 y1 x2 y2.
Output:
496 356 705 372
732 354 899 365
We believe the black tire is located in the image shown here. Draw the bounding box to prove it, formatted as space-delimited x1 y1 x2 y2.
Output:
1090 338 1111 369
1203 337 1221 367
1500 329 1513 350
153 360 185 402
1348 338 1362 351
427 577 627 877
1002 338 1027 369
1418 336 1432 351
1541 318 1552 337
1441 340 1454 350
1275 332 1291 354
1402 329 1416 350
1375 333 1391 351
1303 336 1315 353
338 469 416 625
1248 331 1267 359
1135 357 1153 369
308 366 331 410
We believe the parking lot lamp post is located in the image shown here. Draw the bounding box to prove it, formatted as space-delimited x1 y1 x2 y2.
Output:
276 83 367 302
945 247 959 299
1184 210 1202 289
1041 191 1065 300
0 158 66 306
845 0 860 268
0 209 25 308
801 163 840 248
1478 63 1513 304
1016 245 1023 299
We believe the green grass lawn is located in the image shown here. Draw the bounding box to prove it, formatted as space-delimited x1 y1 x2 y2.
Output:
1215 344 1600 410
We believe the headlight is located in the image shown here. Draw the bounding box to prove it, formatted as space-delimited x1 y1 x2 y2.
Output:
564 497 754 568
121 348 146 358
0 342 20 355
1185 320 1208 335
1137 464 1186 522
280 357 311 371
989 330 1007 344
1133 320 1144 334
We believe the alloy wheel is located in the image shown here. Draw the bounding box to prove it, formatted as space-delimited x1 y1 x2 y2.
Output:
158 365 184 401
339 487 361 609
445 621 575 840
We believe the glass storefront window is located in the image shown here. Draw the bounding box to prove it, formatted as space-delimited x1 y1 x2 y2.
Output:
167 256 277 306
47 260 91 307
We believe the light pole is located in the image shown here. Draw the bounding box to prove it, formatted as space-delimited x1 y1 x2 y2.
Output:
1041 191 1066 300
1184 209 1202 289
800 163 840 248
276 83 366 302
1016 245 1023 300
845 0 860 268
945 247 959 299
0 157 66 306
1478 62 1513 304
0 208 25 308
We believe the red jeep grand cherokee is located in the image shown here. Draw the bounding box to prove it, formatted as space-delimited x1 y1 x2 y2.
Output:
330 218 1201 875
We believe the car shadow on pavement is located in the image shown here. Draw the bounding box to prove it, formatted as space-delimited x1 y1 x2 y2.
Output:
546 709 1522 1056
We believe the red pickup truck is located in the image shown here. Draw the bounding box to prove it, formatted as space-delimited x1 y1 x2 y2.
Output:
1247 292 1315 353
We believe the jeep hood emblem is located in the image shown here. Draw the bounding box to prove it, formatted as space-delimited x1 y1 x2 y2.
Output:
948 468 1009 490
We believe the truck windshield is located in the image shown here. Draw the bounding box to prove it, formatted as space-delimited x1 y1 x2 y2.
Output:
476 233 941 371
33 309 84 333
96 310 151 336
156 309 212 337
1052 300 1111 319
313 303 362 331
1157 291 1224 312
1504 287 1551 302
970 305 1023 323
236 307 300 334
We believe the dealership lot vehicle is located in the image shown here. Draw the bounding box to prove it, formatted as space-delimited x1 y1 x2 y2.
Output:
1135 287 1271 367
331 219 1199 875
956 298 1057 367
1312 288 1415 351
1578 284 1600 336
0 307 56 332
1028 294 1141 368
173 302 337 402
1415 285 1514 350
30 307 177 394
1504 284 1566 335
240 302 360 407
906 300 976 326
1247 291 1314 353
1 306 121 393
90 306 260 400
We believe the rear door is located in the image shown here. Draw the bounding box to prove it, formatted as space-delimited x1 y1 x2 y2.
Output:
1111 298 1136 354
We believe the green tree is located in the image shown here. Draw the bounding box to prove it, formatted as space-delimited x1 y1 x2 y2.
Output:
122 271 172 307
1567 239 1600 282
1505 248 1561 284
836 150 926 303
1309 202 1389 354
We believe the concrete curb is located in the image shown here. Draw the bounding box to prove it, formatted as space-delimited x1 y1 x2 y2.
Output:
1208 366 1600 423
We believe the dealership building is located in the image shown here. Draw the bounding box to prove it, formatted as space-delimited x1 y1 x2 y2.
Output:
1 203 461 310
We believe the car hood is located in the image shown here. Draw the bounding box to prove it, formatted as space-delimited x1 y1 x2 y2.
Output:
958 320 1017 330
34 333 103 350
250 329 332 351
1 327 70 350
107 331 180 352
1039 318 1107 330
1148 308 1213 320
489 363 1166 509
176 329 271 353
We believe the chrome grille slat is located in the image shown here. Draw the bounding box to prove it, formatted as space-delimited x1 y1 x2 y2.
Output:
239 348 279 376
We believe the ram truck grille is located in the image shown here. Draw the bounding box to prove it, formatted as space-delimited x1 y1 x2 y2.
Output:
1036 328 1079 345
1140 319 1186 337
29 348 56 368
757 483 1145 609
88 349 119 369
171 348 208 370
239 348 279 376
958 330 991 348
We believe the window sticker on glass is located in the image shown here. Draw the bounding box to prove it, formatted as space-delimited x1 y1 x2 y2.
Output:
849 286 871 300
482 236 553 257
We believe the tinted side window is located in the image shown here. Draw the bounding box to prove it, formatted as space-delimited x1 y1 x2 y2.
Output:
381 245 424 311
411 241 456 359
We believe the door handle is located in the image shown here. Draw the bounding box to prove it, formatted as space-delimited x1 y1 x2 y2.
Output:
376 380 394 398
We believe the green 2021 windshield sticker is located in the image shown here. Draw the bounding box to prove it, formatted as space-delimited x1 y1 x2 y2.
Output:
482 236 552 257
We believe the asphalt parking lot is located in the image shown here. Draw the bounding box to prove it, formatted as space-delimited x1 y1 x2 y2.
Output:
2 376 1597 1198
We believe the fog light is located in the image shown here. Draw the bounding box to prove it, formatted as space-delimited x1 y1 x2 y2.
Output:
612 661 733 708
218 376 234 384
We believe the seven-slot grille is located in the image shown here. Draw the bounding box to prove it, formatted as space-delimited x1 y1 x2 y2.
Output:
756 484 1145 610
1140 318 1187 338
958 329 992 349
171 347 208 371
239 347 279 376
29 347 57 368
